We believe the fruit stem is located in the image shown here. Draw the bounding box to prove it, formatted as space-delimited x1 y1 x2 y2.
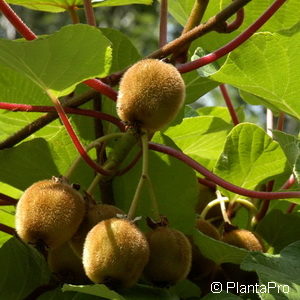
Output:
65 132 125 179
159 0 168 47
200 193 257 220
127 132 160 221
219 84 239 126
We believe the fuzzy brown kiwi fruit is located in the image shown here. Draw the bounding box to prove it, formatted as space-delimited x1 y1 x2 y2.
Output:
188 219 220 284
15 178 85 250
222 228 265 252
144 225 192 287
70 204 124 257
117 59 185 133
48 242 90 284
221 227 264 286
82 217 149 289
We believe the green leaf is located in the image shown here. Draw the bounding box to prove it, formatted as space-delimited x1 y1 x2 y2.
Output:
39 288 101 299
256 209 300 253
210 24 300 120
202 291 243 300
63 284 178 300
0 130 95 192
63 284 125 299
113 133 198 234
168 0 299 55
241 241 300 299
0 24 112 98
214 123 289 200
164 116 232 171
6 0 153 12
273 130 300 183
197 106 245 124
99 28 141 73
0 238 50 300
0 206 15 247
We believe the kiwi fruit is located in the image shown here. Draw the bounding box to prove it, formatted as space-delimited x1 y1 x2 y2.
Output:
47 242 90 284
117 59 185 133
144 225 192 286
222 228 265 252
82 217 149 288
70 203 124 257
188 219 220 283
15 178 85 250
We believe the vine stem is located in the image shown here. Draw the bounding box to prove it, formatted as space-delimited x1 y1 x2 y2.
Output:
159 0 168 47
219 84 239 125
0 223 16 236
178 0 287 73
149 142 300 200
83 0 97 26
45 90 111 176
65 132 124 180
0 0 117 101
127 133 160 221
0 102 124 131
224 7 245 33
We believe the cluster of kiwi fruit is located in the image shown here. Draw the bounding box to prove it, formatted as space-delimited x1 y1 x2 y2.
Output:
190 185 266 295
15 177 193 288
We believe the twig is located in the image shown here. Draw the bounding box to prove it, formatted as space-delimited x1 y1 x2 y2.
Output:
219 84 239 125
0 90 98 149
0 102 124 131
0 223 16 235
159 0 168 47
68 6 80 24
148 0 251 60
178 0 287 73
83 0 97 26
0 192 18 204
276 112 285 131
171 0 209 63
220 7 245 33
149 142 300 200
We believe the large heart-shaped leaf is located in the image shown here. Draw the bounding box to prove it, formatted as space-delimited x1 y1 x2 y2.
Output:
0 24 112 99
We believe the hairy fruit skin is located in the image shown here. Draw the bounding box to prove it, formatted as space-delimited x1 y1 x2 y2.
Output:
144 226 192 286
15 179 85 249
117 59 185 133
70 204 124 257
189 220 220 283
82 218 149 288
48 242 90 284
222 229 265 252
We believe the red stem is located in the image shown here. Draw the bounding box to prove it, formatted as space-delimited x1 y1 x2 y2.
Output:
225 8 244 33
84 79 118 101
0 1 118 101
0 0 36 40
178 0 287 73
149 142 300 200
198 177 216 189
219 84 239 125
0 192 18 204
286 203 297 214
0 102 124 131
0 223 16 236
